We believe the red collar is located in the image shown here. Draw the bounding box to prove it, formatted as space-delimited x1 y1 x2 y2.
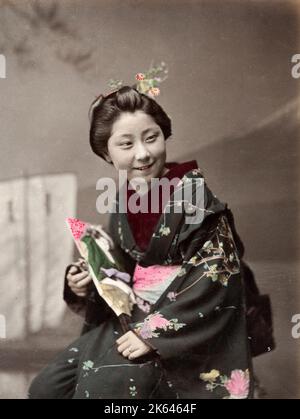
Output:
163 160 198 180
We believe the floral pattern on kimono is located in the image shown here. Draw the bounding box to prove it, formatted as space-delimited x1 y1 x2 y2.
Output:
112 168 254 398
199 369 250 399
58 162 254 399
134 312 186 339
128 213 244 361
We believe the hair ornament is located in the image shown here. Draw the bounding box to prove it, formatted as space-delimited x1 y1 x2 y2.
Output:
89 62 168 122
108 61 168 98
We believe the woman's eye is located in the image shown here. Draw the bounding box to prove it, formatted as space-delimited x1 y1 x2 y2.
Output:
120 142 132 148
146 135 157 142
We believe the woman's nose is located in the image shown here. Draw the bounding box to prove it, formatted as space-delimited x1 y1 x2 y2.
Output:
135 143 150 161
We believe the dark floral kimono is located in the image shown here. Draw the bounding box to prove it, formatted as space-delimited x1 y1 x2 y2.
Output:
29 161 253 399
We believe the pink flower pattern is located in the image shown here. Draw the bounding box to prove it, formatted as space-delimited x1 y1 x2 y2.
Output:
135 296 151 314
148 313 171 330
135 312 186 339
139 322 154 339
200 368 250 399
224 370 250 399
135 73 145 81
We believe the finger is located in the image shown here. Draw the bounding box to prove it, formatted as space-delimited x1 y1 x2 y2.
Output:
69 283 88 293
75 291 87 298
122 347 135 358
70 285 89 295
78 258 88 267
67 262 86 278
67 267 81 280
68 277 84 287
76 275 92 288
116 332 131 345
69 266 78 274
71 271 90 283
128 348 145 360
117 341 131 353
67 269 83 282
69 282 88 295
77 259 88 271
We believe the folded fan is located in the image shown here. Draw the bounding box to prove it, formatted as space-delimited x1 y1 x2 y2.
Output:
66 217 135 331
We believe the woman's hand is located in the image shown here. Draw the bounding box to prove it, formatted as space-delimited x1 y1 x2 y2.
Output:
66 260 92 298
116 331 153 360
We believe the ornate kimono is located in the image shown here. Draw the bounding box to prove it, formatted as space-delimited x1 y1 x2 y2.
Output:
29 160 253 399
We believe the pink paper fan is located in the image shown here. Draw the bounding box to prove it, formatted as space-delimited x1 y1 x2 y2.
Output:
66 217 87 240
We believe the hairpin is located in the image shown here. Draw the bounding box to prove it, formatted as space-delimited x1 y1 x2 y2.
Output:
89 62 168 121
108 61 168 97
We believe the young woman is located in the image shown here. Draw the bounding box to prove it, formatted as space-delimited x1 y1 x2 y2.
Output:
29 86 253 399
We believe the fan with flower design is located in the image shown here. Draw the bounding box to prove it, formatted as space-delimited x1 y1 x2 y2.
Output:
66 217 135 331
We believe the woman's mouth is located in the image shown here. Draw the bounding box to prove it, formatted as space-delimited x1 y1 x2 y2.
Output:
134 162 154 171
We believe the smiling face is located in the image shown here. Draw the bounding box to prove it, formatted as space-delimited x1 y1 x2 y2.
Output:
106 110 168 184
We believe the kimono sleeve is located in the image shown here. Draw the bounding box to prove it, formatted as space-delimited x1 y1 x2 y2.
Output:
130 215 244 360
63 264 87 317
